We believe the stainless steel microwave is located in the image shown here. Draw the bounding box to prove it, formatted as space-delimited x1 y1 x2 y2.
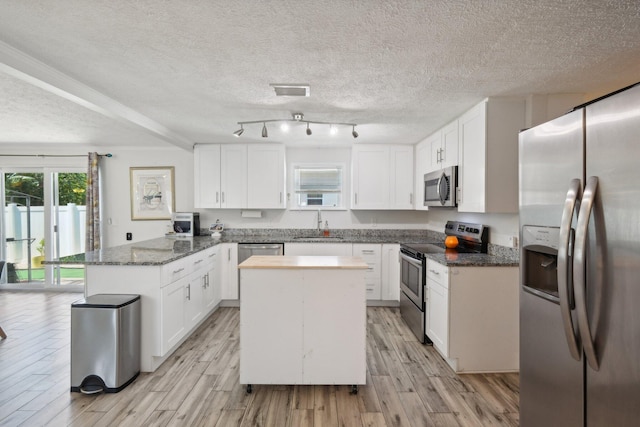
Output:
424 166 457 207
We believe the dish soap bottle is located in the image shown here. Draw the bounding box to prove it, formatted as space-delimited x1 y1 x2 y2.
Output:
323 220 330 237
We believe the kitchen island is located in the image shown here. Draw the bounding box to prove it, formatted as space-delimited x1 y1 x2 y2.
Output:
238 255 368 393
49 236 222 372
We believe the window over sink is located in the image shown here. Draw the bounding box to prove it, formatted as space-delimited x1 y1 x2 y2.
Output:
291 164 345 209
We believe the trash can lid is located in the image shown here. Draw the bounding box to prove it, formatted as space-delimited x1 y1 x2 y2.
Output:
72 294 140 309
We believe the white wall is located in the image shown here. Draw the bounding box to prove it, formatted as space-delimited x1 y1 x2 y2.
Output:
100 147 194 247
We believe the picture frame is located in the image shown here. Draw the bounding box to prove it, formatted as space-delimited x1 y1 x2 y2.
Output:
130 166 175 220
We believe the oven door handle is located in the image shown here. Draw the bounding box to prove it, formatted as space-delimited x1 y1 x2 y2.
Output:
400 252 423 269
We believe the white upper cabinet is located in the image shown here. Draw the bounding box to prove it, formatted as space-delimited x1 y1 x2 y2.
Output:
389 146 415 209
426 121 458 173
247 144 286 209
220 145 247 209
194 145 221 208
352 144 414 210
194 143 285 210
457 98 525 213
352 145 389 210
440 120 459 169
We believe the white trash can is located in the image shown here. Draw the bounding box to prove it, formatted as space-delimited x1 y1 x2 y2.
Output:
70 294 141 394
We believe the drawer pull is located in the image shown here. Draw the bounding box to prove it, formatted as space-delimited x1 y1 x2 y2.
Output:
429 269 440 275
194 259 203 264
173 267 185 274
208 253 216 258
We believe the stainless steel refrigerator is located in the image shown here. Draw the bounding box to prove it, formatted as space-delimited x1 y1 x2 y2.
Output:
519 82 640 426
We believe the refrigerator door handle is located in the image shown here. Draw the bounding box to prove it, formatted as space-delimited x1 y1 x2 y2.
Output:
574 176 600 371
558 178 582 361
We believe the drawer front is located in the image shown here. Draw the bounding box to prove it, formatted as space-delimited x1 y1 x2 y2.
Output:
353 244 381 260
426 259 449 288
162 258 189 286
365 278 381 300
188 250 213 274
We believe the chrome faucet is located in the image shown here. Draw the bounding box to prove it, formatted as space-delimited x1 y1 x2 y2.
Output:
317 210 322 232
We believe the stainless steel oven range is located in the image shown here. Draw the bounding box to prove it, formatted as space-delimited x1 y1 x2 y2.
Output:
399 221 488 343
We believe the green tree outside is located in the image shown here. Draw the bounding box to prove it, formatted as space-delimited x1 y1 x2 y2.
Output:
5 173 87 205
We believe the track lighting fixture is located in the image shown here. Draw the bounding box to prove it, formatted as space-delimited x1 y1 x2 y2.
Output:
232 112 358 139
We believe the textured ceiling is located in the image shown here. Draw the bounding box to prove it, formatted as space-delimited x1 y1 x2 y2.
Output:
1 0 639 150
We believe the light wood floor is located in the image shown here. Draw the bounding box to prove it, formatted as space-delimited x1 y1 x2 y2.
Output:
0 291 519 426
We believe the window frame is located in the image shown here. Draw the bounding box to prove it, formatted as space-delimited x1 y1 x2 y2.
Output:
289 162 347 211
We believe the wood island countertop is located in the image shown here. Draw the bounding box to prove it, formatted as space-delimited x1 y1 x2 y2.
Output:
238 255 368 269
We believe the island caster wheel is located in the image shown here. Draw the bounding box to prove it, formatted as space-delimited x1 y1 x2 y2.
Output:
246 384 252 394
350 385 358 395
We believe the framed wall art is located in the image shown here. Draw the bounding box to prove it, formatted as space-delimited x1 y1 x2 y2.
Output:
130 166 175 220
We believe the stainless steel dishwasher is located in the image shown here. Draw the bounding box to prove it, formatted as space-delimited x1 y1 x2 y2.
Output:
237 243 284 298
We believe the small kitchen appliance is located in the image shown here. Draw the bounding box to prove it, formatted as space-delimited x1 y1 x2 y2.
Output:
172 212 200 236
399 221 488 343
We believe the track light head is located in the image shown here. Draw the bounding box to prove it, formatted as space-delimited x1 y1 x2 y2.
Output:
233 124 244 137
352 125 358 138
261 122 268 137
306 122 312 135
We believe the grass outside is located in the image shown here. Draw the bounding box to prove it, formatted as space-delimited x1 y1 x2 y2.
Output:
15 267 85 281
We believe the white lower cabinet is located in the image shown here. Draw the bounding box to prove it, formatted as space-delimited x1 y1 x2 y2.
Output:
220 243 238 300
85 245 223 372
381 244 400 301
160 276 189 355
185 273 204 328
426 261 449 353
282 242 396 303
352 244 382 300
426 259 519 373
203 246 221 311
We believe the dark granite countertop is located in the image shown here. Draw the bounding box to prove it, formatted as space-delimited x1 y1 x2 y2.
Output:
48 228 519 267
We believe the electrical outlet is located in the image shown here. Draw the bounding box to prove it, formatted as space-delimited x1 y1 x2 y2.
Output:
126 232 132 241
512 235 519 248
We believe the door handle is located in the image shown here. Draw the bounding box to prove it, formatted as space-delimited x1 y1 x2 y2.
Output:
573 176 599 371
216 191 219 203
186 284 191 300
558 178 581 361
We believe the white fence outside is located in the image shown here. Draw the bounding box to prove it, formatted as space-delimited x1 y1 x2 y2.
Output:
5 203 86 266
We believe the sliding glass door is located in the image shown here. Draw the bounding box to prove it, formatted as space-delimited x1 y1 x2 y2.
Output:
1 168 86 289
50 171 87 287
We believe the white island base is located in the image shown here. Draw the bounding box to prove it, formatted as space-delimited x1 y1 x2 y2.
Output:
239 256 368 393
